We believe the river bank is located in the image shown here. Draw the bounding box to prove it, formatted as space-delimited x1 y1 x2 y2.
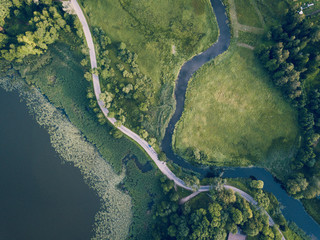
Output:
0 73 132 240
0 87 100 240
159 0 320 238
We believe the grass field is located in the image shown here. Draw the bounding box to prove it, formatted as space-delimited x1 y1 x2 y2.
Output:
78 0 218 141
174 46 299 173
12 38 163 239
254 0 288 27
238 31 263 47
234 0 263 28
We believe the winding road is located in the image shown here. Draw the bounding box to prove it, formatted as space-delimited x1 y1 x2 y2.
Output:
70 0 284 237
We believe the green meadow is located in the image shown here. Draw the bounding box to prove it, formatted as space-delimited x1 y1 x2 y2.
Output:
234 0 263 28
78 0 218 140
174 46 299 175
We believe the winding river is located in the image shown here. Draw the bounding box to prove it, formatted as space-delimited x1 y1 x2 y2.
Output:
161 0 320 238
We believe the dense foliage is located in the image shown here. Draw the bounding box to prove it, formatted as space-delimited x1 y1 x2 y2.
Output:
86 27 157 147
0 0 75 62
257 8 320 199
152 177 283 240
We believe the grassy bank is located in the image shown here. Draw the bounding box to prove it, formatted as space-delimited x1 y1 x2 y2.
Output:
301 198 320 225
78 0 218 141
9 36 163 239
15 40 146 173
174 45 299 177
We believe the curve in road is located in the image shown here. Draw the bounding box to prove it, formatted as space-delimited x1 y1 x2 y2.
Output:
70 0 284 238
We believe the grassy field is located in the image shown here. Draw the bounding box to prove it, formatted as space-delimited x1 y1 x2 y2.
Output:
238 31 263 47
78 0 218 141
11 38 163 239
254 0 288 27
174 46 299 175
234 0 263 27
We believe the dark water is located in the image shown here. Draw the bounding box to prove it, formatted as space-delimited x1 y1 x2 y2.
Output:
161 0 231 174
0 88 100 240
161 0 320 238
224 168 320 238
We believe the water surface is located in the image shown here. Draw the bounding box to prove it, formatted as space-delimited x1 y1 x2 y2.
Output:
160 0 320 238
0 88 100 240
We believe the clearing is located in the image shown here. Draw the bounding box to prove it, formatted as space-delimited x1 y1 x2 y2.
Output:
174 45 299 172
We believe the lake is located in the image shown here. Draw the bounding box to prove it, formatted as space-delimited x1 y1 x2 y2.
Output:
0 88 100 240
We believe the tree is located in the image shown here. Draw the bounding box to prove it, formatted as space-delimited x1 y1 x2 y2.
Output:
217 189 236 205
209 177 226 192
230 208 243 225
110 128 123 139
286 177 308 195
254 190 270 209
0 0 12 26
208 202 222 227
184 176 200 191
177 220 189 239
250 180 264 189
0 33 8 48
119 42 126 50
114 121 122 128
139 129 149 139
167 225 176 237
84 72 92 81
80 59 88 67
122 83 133 94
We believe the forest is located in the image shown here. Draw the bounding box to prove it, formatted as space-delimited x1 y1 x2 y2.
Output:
0 0 76 61
151 177 304 240
257 6 320 200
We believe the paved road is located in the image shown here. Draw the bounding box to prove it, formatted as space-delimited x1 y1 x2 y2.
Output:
71 1 284 238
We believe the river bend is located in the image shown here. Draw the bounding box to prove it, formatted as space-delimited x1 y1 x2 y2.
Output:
160 0 320 238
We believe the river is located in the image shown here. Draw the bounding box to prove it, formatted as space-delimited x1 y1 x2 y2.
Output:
0 88 100 240
161 0 320 238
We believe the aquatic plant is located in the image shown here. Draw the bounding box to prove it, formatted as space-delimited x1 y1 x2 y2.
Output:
0 75 132 240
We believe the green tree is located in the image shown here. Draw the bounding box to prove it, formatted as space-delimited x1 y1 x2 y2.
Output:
0 0 12 26
167 225 177 237
250 180 264 189
80 58 88 67
0 33 8 48
230 207 243 225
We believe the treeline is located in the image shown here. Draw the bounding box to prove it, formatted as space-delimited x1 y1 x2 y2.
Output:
0 0 78 62
257 7 320 199
86 27 157 147
257 8 319 100
152 177 284 240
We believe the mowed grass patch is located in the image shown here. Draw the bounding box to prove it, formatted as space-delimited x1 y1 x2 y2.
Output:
174 46 299 169
234 0 263 27
78 0 218 140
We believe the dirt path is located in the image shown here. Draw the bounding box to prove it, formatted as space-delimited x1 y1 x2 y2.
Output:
237 43 255 50
228 0 265 37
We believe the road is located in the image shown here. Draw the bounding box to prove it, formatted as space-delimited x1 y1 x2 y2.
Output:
70 1 285 238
